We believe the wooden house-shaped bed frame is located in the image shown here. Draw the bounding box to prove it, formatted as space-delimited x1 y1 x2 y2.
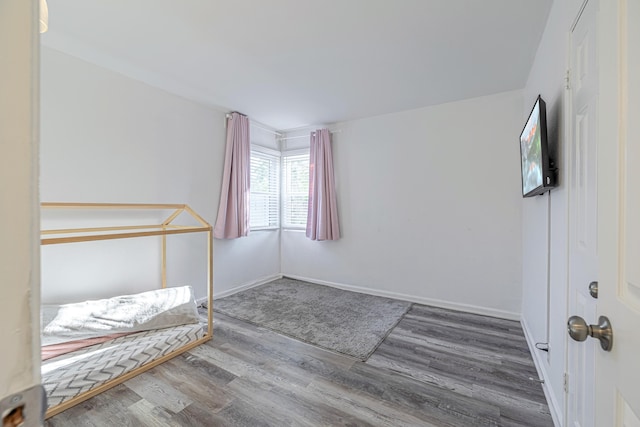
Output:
41 202 213 418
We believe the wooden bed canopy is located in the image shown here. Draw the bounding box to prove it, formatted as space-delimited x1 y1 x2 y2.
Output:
40 202 214 418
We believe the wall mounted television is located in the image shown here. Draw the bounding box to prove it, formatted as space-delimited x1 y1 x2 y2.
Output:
520 95 556 197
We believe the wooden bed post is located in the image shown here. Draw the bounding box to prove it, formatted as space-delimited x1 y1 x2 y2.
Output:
207 229 214 335
160 207 185 290
161 234 167 289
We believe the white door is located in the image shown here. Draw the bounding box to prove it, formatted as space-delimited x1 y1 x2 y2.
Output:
566 1 598 426
0 0 43 421
594 0 640 425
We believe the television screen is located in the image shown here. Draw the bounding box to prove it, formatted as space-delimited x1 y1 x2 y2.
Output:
520 96 555 197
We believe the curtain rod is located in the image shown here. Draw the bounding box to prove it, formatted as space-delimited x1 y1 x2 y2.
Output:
251 122 282 137
225 113 282 137
278 130 342 141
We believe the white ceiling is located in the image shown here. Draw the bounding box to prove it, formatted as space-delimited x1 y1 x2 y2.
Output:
42 0 552 130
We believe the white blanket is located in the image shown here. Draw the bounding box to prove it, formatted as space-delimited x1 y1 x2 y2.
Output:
42 286 200 346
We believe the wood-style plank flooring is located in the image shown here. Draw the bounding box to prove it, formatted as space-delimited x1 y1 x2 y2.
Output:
45 304 553 426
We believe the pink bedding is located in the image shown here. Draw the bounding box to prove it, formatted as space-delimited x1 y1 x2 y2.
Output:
42 333 132 361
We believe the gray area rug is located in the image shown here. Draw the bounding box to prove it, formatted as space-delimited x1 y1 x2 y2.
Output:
214 278 412 360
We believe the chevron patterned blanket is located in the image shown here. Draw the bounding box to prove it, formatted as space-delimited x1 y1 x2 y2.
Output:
42 322 204 408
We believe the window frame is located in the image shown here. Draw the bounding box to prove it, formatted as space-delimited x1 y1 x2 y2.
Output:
249 145 281 231
281 149 310 231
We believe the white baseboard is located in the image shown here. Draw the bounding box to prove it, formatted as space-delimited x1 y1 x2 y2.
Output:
283 274 521 321
201 273 522 321
521 316 563 427
196 273 284 306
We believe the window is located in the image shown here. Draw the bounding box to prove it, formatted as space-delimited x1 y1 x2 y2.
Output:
250 149 280 229
282 152 310 229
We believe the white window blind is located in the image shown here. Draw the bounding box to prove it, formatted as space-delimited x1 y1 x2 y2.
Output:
282 153 309 229
250 150 280 229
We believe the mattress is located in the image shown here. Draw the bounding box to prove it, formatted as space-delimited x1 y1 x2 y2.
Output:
42 322 205 409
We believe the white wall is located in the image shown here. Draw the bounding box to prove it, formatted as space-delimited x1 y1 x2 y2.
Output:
521 1 585 425
282 90 524 318
40 47 280 303
0 0 41 401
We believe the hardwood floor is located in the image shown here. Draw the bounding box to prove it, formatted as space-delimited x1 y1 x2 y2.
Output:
45 304 553 427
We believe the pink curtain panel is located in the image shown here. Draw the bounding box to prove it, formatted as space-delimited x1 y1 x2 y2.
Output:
214 112 250 239
307 129 340 241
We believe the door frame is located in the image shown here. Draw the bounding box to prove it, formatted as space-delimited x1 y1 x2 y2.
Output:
564 1 599 425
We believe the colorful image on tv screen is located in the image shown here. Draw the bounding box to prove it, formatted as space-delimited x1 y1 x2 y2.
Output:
521 102 543 194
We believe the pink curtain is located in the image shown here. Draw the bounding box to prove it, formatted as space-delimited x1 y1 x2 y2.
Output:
213 112 250 239
306 129 340 241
